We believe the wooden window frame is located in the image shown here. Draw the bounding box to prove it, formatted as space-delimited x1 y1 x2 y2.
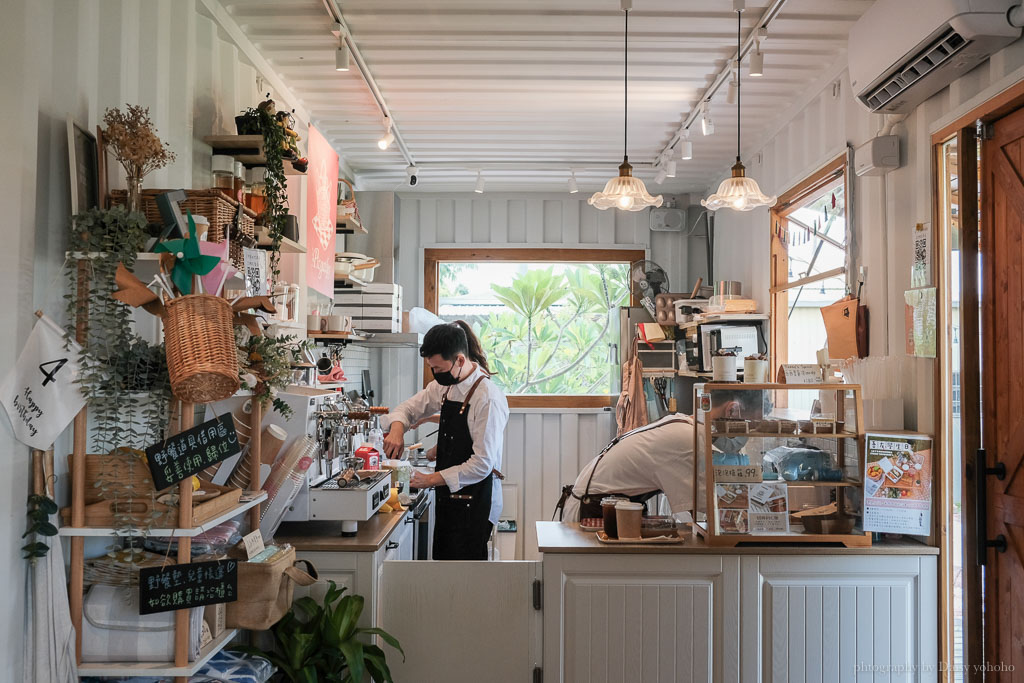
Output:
769 154 849 375
424 247 646 409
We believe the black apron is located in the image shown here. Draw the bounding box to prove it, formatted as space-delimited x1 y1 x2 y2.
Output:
553 417 691 521
433 376 494 560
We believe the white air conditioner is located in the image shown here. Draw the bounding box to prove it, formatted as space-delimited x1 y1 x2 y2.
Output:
849 0 1021 113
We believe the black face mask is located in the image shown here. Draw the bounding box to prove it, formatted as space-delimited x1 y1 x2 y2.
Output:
432 360 465 386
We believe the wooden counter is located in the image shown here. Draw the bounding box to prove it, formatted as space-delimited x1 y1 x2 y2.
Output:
536 520 939 555
276 509 409 552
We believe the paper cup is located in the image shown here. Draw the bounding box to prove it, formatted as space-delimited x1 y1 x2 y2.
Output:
615 501 644 540
743 359 768 383
712 355 738 382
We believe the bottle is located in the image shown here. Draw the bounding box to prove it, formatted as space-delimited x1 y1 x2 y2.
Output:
370 417 385 455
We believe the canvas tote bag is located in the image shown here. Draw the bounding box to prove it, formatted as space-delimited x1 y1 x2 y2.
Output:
225 545 318 630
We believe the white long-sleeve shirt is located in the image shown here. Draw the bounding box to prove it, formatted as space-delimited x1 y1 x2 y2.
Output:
383 364 509 525
563 414 695 522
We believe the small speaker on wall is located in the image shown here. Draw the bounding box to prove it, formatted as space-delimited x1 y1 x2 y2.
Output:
649 207 686 232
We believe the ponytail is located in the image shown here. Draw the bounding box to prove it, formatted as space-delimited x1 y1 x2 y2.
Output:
452 320 491 374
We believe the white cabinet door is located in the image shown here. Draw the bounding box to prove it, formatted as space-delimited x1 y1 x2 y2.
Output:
742 555 939 683
380 560 542 683
544 554 741 683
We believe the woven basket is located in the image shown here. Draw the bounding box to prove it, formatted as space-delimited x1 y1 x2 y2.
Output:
164 294 239 403
110 188 257 269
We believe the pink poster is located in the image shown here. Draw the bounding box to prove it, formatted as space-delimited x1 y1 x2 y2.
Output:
305 124 338 298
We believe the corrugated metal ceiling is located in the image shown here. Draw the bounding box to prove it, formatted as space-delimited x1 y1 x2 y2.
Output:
216 0 872 193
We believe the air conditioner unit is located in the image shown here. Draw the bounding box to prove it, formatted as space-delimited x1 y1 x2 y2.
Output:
649 207 687 232
849 0 1021 114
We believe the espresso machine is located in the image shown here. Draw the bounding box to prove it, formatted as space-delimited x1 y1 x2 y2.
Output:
282 395 393 535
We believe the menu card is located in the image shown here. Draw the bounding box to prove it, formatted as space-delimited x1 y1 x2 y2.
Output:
864 433 933 535
138 559 238 615
145 414 240 491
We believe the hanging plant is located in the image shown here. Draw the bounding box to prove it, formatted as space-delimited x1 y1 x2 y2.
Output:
235 104 288 283
65 206 172 453
22 494 58 562
235 327 308 418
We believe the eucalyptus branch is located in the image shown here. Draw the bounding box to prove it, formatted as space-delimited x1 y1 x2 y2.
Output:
525 308 613 387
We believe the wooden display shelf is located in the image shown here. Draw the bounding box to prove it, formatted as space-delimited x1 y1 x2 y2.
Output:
692 521 872 548
202 135 306 175
256 235 305 253
719 430 859 439
58 492 267 537
76 628 239 677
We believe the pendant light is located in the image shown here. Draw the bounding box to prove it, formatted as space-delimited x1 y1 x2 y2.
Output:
589 4 662 212
702 7 776 212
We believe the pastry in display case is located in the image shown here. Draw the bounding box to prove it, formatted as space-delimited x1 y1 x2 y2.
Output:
692 382 870 547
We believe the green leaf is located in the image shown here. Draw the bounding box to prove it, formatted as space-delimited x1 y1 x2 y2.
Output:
338 639 365 683
38 497 58 514
358 627 405 659
35 521 58 536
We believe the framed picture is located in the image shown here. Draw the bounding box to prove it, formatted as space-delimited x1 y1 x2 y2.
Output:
66 117 99 214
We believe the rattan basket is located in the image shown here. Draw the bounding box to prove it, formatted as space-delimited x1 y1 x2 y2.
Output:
110 188 257 269
164 294 240 403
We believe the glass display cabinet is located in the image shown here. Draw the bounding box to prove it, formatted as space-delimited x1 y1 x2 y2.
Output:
692 382 870 547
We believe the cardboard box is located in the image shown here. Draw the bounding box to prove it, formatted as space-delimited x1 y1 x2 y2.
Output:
203 602 226 638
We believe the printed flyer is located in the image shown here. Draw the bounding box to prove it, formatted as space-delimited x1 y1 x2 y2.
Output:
715 481 789 534
863 433 933 535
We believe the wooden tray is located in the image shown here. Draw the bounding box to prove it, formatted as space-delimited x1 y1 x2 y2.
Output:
596 530 686 545
61 484 242 529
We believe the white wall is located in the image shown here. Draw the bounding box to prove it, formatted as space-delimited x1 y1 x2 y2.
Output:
711 40 1024 432
389 192 696 558
0 1 309 677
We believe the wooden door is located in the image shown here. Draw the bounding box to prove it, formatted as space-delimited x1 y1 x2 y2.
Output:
980 106 1024 680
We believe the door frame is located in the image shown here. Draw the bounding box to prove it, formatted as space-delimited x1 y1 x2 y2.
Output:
931 78 1024 682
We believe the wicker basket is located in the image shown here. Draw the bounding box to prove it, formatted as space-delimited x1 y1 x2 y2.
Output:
164 294 239 403
110 188 257 269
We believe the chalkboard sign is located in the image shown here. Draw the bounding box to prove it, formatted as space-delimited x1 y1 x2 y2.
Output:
138 559 238 615
145 413 240 490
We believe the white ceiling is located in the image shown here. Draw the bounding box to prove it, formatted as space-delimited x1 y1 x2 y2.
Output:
216 0 873 194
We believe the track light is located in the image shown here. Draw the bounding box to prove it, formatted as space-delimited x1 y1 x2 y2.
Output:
680 135 693 161
749 49 764 77
750 28 766 77
377 118 394 150
665 159 677 178
726 63 738 104
335 36 350 71
701 101 714 136
568 172 579 194
475 170 485 193
654 169 667 185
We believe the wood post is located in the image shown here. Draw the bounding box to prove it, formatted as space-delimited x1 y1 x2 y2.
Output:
174 400 195 683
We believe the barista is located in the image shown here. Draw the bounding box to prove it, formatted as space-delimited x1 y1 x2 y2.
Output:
382 321 509 560
554 389 760 521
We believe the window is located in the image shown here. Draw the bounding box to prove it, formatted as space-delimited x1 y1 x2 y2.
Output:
425 248 645 407
770 156 850 372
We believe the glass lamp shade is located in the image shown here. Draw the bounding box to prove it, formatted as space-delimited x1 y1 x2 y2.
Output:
701 160 777 212
588 158 663 211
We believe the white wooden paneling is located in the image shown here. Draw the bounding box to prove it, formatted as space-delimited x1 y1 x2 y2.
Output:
545 553 740 683
748 555 938 683
390 192 692 559
380 560 542 683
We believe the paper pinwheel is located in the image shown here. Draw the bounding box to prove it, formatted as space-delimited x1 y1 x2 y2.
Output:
154 211 222 295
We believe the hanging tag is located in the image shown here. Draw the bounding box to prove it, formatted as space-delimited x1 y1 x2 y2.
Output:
242 529 266 560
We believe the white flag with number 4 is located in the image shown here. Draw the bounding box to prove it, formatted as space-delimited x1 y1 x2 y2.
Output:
1 315 86 450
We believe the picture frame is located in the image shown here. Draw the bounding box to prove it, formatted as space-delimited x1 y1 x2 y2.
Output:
66 117 99 215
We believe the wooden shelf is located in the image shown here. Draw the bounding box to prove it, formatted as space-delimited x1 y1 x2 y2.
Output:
765 479 863 487
58 492 267 538
202 134 306 175
76 628 239 677
678 369 712 378
718 431 859 439
310 332 368 343
336 216 367 234
678 313 769 331
256 235 306 253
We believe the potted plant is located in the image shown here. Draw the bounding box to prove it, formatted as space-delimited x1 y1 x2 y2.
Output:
238 581 403 682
